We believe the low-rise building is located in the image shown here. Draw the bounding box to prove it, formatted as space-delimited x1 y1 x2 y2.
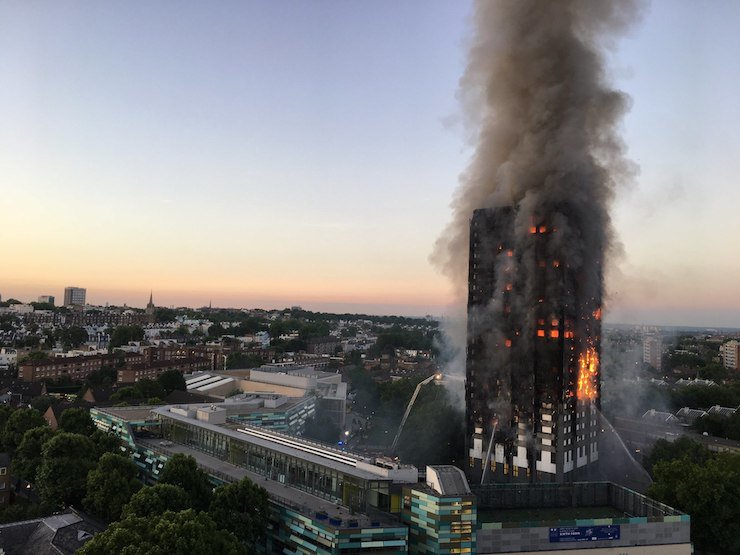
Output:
117 357 210 384
307 336 341 355
19 353 144 382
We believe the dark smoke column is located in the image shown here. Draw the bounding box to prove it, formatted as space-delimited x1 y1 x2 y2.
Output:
431 0 640 484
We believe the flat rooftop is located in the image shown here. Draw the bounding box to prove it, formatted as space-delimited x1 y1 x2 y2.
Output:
94 406 161 422
137 438 400 530
149 404 414 482
472 481 685 527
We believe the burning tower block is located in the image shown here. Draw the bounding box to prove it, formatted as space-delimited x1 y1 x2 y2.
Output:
466 207 602 484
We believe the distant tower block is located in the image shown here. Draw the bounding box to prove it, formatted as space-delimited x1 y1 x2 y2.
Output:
465 208 601 484
63 287 86 307
642 335 663 371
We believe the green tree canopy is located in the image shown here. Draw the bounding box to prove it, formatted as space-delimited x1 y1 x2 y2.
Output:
78 510 246 555
225 352 264 370
2 408 47 453
157 369 186 395
109 325 145 349
30 395 59 414
36 432 98 508
90 429 123 459
12 426 55 482
59 407 96 436
83 365 118 388
207 323 226 337
396 384 464 467
158 454 213 511
134 379 165 400
209 477 270 547
648 452 740 554
54 326 89 350
346 367 380 413
643 437 711 476
110 386 139 402
122 483 190 519
24 350 51 362
153 307 177 322
83 453 142 522
0 405 14 432
695 412 740 441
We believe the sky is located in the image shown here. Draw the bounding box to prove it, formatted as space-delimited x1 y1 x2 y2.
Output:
1 1 739 326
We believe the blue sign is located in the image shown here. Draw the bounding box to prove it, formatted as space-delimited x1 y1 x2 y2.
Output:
549 525 620 543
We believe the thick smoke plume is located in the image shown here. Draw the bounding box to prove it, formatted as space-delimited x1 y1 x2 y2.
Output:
433 0 640 296
431 2 644 483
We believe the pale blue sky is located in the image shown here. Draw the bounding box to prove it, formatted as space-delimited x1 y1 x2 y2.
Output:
1 1 739 326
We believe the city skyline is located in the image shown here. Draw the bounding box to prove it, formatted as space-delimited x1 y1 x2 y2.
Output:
3 1 740 326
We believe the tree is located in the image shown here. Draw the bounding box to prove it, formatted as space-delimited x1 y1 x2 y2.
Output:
83 453 142 522
346 367 380 413
84 365 118 387
0 405 14 432
59 408 96 436
396 385 464 467
648 452 740 553
643 437 711 476
209 477 270 547
24 350 50 362
55 326 89 350
158 454 213 511
110 386 139 402
30 395 59 414
695 412 740 441
122 484 190 519
207 323 226 337
225 352 264 370
157 369 186 395
12 426 55 482
697 362 729 383
109 325 145 349
36 433 98 507
134 379 165 400
78 510 246 555
2 408 47 453
153 307 177 323
90 429 123 459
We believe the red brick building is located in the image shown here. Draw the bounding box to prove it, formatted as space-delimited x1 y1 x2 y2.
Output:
19 353 144 382
117 357 210 384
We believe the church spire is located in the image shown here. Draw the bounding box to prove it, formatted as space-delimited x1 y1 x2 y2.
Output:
146 291 155 316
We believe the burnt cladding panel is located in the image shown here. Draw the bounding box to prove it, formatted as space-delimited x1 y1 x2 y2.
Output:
465 207 515 481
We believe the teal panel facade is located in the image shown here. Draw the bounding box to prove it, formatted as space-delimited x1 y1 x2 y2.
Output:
402 486 476 554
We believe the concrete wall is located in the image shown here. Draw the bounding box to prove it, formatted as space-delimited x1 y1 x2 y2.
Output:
477 519 690 554
493 546 691 555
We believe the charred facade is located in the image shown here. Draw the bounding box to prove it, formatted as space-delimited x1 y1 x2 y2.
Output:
465 207 601 484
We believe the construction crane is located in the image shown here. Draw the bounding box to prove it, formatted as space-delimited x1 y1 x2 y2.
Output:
390 372 442 452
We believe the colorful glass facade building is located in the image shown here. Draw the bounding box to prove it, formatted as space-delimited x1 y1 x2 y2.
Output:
90 405 417 554
402 466 476 554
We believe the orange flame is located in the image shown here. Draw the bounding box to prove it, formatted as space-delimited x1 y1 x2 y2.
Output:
577 346 599 400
